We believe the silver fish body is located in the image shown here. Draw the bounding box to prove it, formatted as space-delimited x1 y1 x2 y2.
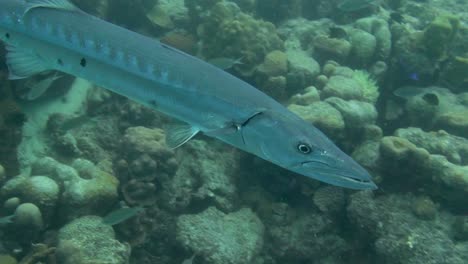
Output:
0 0 376 190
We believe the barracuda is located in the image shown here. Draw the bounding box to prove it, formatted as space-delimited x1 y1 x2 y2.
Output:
0 0 377 189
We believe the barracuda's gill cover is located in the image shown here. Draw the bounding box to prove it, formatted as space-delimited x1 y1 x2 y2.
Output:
0 0 377 189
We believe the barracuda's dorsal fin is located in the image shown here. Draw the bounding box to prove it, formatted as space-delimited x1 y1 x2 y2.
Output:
5 45 48 79
25 0 80 13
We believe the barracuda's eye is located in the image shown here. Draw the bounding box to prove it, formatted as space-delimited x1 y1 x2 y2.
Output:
297 143 312 154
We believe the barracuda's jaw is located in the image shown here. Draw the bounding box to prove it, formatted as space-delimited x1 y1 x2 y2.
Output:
290 151 377 190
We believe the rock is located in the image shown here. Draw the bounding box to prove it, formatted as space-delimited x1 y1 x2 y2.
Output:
288 101 345 139
161 140 239 212
3 197 20 212
56 216 130 264
268 210 349 262
349 29 376 65
146 0 188 29
176 207 264 264
352 140 381 171
355 17 392 60
395 127 468 165
257 50 288 76
14 203 43 230
286 50 321 92
313 35 352 61
411 196 437 220
322 75 363 101
379 135 468 209
0 175 59 220
289 86 320 106
259 75 287 101
372 19 392 60
121 126 177 179
347 192 466 264
325 97 377 129
313 186 346 214
31 157 119 221
122 126 174 159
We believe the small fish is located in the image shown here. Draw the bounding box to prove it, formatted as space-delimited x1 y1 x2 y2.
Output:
408 72 419 81
102 207 144 226
338 0 379 12
21 72 63 101
0 215 14 225
393 87 426 99
182 254 196 264
207 57 243 70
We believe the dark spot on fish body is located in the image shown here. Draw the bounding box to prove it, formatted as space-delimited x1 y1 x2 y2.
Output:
80 58 86 67
5 33 10 39
148 99 158 108
57 58 63 66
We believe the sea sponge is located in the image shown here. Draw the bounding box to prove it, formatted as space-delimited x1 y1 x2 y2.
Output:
423 13 460 59
440 56 468 91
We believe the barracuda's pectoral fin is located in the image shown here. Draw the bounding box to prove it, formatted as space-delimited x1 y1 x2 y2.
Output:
165 124 200 149
5 45 48 80
25 0 79 13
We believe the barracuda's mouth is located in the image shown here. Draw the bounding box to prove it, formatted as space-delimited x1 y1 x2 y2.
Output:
292 160 377 190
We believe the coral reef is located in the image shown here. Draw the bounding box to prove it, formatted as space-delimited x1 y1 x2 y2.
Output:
267 207 349 263
348 192 468 264
30 157 118 221
189 1 284 75
176 207 264 264
423 13 460 59
160 139 239 212
0 0 467 263
394 87 468 137
1 175 59 221
56 216 131 264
